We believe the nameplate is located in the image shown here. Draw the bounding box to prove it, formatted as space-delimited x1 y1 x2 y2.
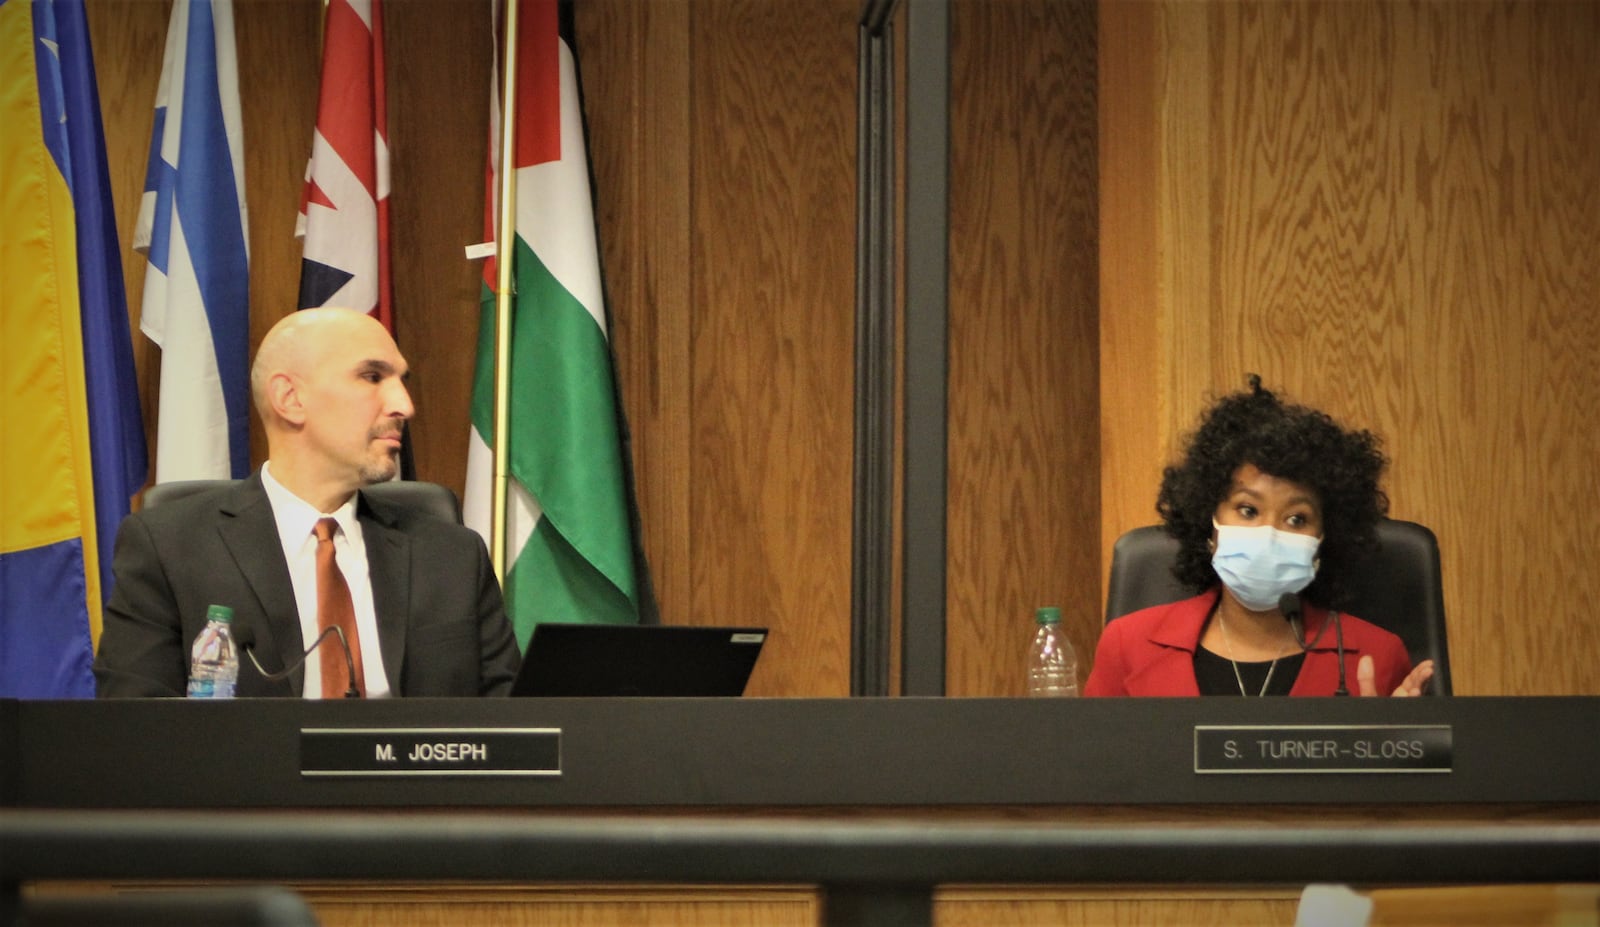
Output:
1194 725 1452 774
301 727 561 778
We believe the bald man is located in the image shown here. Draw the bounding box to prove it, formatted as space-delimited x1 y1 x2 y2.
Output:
95 309 520 698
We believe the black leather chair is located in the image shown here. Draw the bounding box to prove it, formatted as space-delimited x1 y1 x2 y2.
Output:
141 479 462 525
1104 519 1452 695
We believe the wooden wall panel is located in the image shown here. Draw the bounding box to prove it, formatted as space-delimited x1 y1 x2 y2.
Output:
946 0 1099 696
1099 0 1600 695
30 882 818 927
15 881 1321 927
230 0 320 468
688 0 861 696
577 0 693 629
301 883 817 927
383 1 492 491
582 0 866 694
936 886 1301 927
1096 0 1162 580
86 1 170 464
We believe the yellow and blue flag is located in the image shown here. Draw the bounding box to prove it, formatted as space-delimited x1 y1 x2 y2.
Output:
1 0 147 697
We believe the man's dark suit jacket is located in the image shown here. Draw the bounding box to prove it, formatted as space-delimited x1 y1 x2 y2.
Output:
94 474 521 697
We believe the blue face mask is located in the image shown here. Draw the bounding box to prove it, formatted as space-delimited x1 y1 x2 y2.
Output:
1211 520 1321 612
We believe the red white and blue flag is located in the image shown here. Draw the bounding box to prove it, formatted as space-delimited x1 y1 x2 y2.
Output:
296 0 390 328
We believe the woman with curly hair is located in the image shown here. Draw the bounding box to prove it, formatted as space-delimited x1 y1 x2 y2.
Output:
1084 376 1434 697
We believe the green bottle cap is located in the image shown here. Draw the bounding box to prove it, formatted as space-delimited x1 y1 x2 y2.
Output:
1035 606 1061 625
206 604 235 623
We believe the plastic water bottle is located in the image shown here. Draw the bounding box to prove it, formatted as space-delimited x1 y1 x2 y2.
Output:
187 604 239 698
1028 606 1078 697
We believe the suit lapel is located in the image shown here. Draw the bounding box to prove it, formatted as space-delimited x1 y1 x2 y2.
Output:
1126 591 1214 696
360 493 410 693
1124 649 1203 696
217 476 305 695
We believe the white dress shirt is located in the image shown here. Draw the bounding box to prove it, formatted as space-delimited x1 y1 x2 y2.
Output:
260 463 393 698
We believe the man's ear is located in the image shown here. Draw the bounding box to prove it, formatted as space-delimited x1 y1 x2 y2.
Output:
269 372 307 426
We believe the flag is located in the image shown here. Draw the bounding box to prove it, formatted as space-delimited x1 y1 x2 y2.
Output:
1 0 147 697
295 0 391 327
134 0 251 482
465 0 641 649
295 0 414 478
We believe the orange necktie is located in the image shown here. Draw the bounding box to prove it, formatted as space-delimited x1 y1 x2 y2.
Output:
314 518 365 698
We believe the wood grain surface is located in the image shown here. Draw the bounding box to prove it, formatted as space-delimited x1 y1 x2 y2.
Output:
685 0 860 695
947 0 1100 696
381 0 492 490
578 0 694 629
937 886 1301 927
1100 0 1600 695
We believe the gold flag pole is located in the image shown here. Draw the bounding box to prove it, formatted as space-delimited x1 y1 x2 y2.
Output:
490 0 521 583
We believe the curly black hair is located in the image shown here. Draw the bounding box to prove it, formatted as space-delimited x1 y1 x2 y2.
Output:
1156 375 1388 609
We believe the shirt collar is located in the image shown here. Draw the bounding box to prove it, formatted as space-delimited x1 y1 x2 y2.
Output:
261 462 359 548
1145 587 1347 654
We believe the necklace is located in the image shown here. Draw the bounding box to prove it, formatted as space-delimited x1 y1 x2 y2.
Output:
1217 611 1281 697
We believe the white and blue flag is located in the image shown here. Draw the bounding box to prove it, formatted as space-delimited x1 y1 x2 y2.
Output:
133 0 251 481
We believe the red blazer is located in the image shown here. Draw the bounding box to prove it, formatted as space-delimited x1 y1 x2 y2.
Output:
1083 588 1413 697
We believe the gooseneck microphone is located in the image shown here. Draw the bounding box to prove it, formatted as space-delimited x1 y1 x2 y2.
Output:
1280 592 1348 696
233 618 361 699
1280 592 1307 649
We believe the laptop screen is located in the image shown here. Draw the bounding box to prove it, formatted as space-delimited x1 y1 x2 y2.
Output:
510 624 767 697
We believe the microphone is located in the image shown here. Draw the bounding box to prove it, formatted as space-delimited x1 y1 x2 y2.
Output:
1279 592 1348 696
1280 592 1307 648
234 617 361 699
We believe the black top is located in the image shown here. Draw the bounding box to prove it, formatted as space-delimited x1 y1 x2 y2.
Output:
1194 647 1305 696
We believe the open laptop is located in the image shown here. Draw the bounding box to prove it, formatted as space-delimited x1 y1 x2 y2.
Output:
510 624 768 697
